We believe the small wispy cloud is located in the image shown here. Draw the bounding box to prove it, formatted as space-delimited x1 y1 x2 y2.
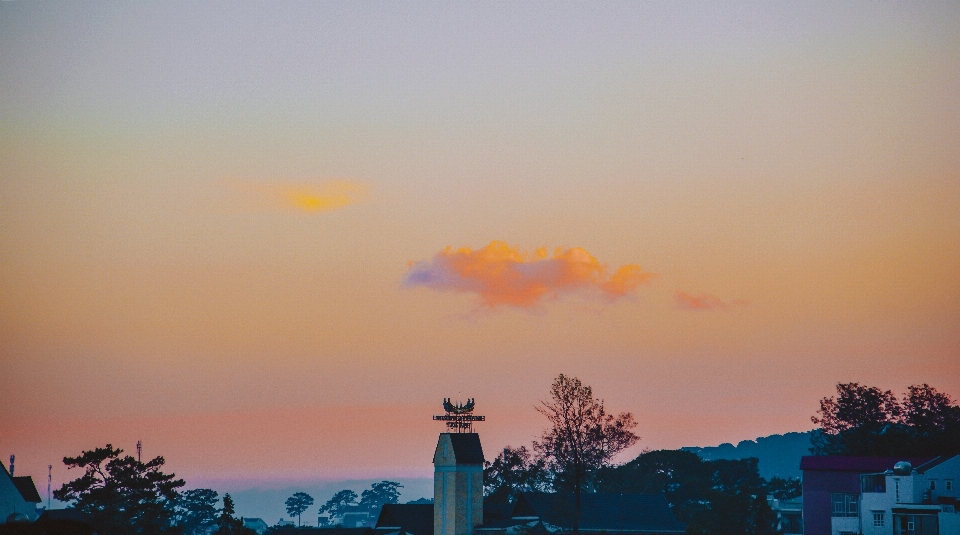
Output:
222 178 368 213
674 291 747 311
404 241 656 311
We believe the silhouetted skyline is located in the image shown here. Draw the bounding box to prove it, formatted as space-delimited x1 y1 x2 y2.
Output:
2 1 958 497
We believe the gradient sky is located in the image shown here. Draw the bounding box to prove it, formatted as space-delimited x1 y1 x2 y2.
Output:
2 1 959 498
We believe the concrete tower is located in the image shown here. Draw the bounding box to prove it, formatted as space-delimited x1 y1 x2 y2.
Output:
434 433 484 535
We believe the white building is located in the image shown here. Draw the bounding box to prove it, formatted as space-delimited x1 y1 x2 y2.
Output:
1 459 42 523
242 518 268 534
859 456 960 535
769 497 803 535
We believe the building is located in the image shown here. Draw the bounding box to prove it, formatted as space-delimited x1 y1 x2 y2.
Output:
801 456 960 535
242 517 269 534
377 504 434 535
497 492 687 533
339 505 380 528
1 459 42 523
859 456 960 535
434 433 484 535
769 497 803 535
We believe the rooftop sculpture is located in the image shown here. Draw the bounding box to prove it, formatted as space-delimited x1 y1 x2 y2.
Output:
434 398 485 432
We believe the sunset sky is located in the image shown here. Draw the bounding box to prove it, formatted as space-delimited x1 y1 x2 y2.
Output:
2 1 959 500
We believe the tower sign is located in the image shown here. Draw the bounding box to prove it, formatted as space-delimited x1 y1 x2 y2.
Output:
433 398 485 432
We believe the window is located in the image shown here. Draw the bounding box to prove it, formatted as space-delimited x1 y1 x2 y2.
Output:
832 493 859 517
873 511 885 527
946 480 954 492
929 480 936 491
896 479 901 502
863 474 886 493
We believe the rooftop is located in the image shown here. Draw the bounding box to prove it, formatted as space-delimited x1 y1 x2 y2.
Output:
512 492 686 533
12 476 42 502
445 433 485 465
375 504 433 535
800 456 932 472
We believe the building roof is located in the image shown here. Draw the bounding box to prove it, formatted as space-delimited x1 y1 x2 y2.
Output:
375 504 433 535
512 492 685 533
37 508 88 523
12 475 42 502
915 455 959 473
343 505 377 514
274 528 372 535
799 456 932 472
447 433 485 465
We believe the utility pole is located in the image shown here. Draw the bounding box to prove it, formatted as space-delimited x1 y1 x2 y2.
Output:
48 465 52 509
137 440 142 463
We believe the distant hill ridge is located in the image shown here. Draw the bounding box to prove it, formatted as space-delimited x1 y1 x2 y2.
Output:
681 431 813 480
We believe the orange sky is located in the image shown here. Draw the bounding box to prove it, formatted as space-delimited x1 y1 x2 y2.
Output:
1 1 959 495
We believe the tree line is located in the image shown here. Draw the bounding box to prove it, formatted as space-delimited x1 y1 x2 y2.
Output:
50 444 252 535
484 374 793 535
45 442 405 535
40 378 959 535
485 377 959 535
288 481 405 527
811 382 960 457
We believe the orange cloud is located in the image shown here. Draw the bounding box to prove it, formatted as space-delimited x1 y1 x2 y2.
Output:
674 291 747 311
404 241 655 310
223 178 368 213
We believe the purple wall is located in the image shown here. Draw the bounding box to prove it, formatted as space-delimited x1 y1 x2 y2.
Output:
802 469 861 535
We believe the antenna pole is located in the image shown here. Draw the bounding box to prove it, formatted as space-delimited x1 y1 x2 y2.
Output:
48 465 52 509
137 440 142 463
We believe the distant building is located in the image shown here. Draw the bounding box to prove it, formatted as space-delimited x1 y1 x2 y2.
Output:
1 459 42 522
339 505 379 528
769 497 803 535
276 519 295 527
801 455 960 535
243 517 269 534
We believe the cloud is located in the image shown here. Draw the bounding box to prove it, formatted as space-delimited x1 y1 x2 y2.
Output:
222 179 368 213
404 241 656 310
674 291 747 311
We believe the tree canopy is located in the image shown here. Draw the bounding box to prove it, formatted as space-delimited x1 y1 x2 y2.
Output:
53 445 258 535
53 444 184 535
286 492 315 526
811 382 960 456
480 375 805 535
358 481 403 510
483 446 551 506
216 494 255 535
318 489 359 521
595 450 778 535
175 488 220 535
533 374 639 532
